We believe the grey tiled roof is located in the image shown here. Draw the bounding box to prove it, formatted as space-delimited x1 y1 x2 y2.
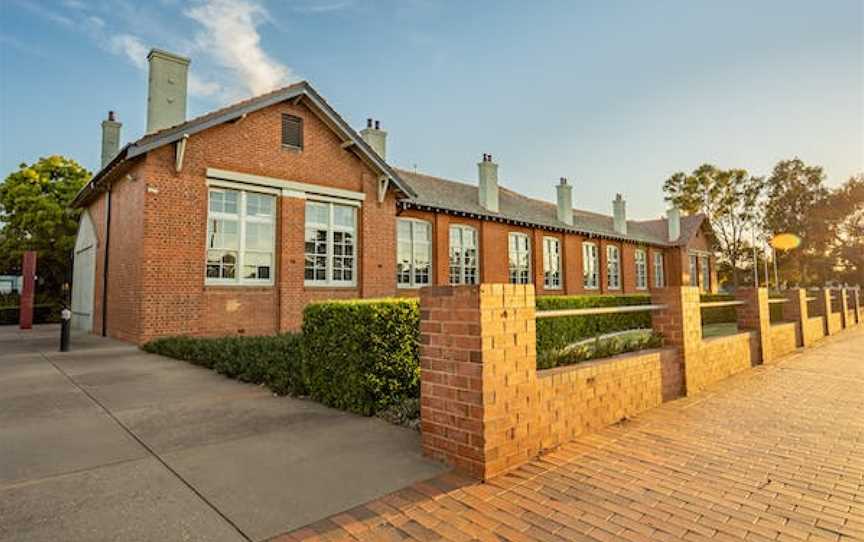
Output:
396 168 705 247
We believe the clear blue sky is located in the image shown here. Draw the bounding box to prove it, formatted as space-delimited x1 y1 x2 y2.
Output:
1 0 862 220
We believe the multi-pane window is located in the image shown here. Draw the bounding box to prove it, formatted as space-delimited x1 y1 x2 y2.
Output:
700 256 711 292
635 249 647 290
304 201 356 285
508 233 531 284
653 252 665 288
282 114 303 148
689 255 699 287
449 225 478 285
543 237 562 289
583 242 599 289
606 245 621 290
397 218 432 288
206 188 275 284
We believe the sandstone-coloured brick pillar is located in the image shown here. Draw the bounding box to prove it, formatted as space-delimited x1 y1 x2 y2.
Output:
735 288 772 364
419 284 537 480
783 288 809 347
839 289 849 329
820 288 838 335
650 286 700 396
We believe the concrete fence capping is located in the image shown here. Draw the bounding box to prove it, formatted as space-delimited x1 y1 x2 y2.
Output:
419 284 861 480
534 304 667 318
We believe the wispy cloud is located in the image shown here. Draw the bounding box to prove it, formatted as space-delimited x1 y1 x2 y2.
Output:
185 0 297 98
291 0 353 14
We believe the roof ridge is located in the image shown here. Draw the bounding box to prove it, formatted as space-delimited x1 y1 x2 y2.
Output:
135 81 309 144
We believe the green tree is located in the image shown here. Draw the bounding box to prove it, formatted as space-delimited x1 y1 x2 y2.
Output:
663 164 765 288
763 158 830 285
0 156 90 299
827 174 864 286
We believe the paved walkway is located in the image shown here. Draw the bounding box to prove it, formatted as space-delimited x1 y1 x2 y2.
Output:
276 327 864 542
0 326 444 542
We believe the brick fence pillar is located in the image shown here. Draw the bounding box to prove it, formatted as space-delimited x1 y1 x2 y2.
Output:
839 289 849 329
854 288 862 325
419 284 537 480
783 288 809 347
650 286 701 396
735 288 772 364
820 288 837 335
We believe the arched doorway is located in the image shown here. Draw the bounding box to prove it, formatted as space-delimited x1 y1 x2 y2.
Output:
72 211 97 332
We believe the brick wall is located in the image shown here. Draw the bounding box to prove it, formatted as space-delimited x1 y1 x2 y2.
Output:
806 317 826 342
419 284 679 480
769 322 799 361
687 333 758 395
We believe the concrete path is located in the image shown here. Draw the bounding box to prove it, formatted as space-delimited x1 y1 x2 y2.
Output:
276 327 864 541
0 326 445 542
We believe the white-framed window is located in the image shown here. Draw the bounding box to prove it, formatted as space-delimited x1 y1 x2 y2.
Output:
583 242 599 289
206 188 275 284
304 200 357 286
653 252 665 288
635 248 647 290
700 256 711 292
606 245 621 290
689 254 699 287
449 225 478 285
397 218 432 288
543 237 562 289
508 232 531 284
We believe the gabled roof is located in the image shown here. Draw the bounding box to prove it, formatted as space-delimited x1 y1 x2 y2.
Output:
72 81 415 207
397 168 707 247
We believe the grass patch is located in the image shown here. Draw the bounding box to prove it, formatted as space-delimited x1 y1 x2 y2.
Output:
541 329 664 369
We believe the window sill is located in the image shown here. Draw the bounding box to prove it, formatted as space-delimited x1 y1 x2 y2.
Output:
282 144 303 152
205 281 275 288
304 282 357 289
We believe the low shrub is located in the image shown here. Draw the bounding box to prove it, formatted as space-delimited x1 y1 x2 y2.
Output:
377 397 421 431
544 330 665 369
700 293 736 325
142 333 304 395
302 298 420 416
536 294 652 369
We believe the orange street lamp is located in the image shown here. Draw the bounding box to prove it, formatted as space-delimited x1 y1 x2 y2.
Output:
769 233 802 288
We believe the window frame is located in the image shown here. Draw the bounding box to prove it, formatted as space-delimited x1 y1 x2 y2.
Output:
282 113 304 150
304 199 358 288
448 224 479 285
205 187 276 287
689 254 699 287
606 245 621 290
543 236 562 290
508 232 532 285
396 217 433 289
635 248 647 290
700 256 711 292
582 242 599 290
653 252 665 288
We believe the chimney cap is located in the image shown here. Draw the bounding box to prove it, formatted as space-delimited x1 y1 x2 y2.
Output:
559 177 568 185
147 48 190 65
374 120 380 130
107 111 116 122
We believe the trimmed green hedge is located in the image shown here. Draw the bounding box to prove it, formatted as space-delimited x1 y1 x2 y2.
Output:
143 333 304 395
302 298 420 416
700 294 736 325
548 330 664 369
536 295 652 370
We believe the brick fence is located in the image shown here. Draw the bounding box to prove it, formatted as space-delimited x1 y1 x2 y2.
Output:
419 284 862 480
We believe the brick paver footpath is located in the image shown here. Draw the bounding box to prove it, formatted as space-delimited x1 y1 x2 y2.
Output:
274 328 864 542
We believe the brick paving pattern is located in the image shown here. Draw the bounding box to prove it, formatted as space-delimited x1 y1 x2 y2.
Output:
273 327 864 541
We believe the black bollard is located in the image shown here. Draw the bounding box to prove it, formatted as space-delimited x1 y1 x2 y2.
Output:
60 308 71 352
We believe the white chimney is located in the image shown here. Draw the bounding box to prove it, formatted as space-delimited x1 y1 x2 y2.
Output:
556 177 573 225
613 193 627 235
359 118 387 160
146 49 190 134
667 207 681 242
478 153 499 213
101 111 121 168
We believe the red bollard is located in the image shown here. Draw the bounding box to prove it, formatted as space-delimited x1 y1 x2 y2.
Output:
20 251 37 330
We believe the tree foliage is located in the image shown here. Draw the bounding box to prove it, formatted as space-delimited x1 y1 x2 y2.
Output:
663 164 765 287
0 156 90 298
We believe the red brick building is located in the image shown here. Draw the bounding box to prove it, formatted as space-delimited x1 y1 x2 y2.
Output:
70 49 717 344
